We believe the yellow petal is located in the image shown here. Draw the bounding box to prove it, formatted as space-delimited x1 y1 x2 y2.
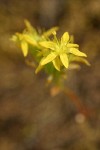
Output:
11 35 17 42
40 53 57 65
24 19 37 34
61 32 69 44
24 34 37 46
68 64 81 70
42 27 59 37
69 48 87 57
70 57 90 66
78 58 90 66
39 41 56 50
52 57 61 71
70 35 74 43
60 53 69 68
67 43 79 48
21 40 28 56
16 33 23 40
35 65 43 74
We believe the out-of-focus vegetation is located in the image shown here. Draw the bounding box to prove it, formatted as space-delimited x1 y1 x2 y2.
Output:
0 0 100 150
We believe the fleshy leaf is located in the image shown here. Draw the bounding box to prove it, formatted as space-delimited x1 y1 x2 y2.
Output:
60 53 69 68
40 53 57 65
39 41 56 50
21 40 28 56
61 32 69 44
52 57 61 71
69 48 87 57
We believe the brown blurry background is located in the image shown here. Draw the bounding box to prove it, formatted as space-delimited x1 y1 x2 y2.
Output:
0 0 100 150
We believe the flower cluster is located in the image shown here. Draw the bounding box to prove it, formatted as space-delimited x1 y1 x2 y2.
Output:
12 20 90 83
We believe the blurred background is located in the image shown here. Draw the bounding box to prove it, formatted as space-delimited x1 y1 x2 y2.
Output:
0 0 100 150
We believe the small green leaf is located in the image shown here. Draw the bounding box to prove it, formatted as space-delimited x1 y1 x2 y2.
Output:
21 40 28 56
60 53 69 68
69 48 87 57
61 32 69 44
52 57 61 71
40 53 57 65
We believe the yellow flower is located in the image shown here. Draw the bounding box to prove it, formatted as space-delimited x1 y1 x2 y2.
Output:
39 32 87 71
11 33 28 57
12 20 58 57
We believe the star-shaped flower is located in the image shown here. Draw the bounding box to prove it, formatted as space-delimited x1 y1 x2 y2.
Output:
39 32 87 71
11 20 58 57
